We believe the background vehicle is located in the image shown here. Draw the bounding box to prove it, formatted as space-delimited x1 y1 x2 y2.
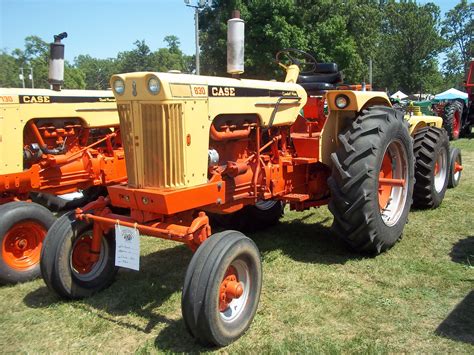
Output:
0 34 127 284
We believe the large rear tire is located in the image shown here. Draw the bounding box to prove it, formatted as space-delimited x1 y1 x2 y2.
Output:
442 102 463 140
412 127 449 208
328 106 414 254
448 147 462 188
40 211 118 299
0 202 56 284
182 230 262 346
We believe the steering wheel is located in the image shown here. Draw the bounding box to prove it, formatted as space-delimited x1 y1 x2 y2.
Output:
275 48 317 74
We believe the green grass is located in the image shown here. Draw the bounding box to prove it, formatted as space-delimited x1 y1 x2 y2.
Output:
1 139 473 353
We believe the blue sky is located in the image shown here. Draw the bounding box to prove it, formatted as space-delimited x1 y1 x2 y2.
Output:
0 0 459 63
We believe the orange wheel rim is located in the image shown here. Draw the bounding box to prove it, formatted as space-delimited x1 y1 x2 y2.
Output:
378 151 394 210
377 140 408 226
71 234 95 274
2 221 46 270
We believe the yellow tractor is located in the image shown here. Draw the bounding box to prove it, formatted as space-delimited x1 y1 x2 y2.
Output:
40 15 455 346
0 34 126 284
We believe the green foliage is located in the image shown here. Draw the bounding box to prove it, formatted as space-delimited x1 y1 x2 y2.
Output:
75 55 117 90
199 0 455 93
200 0 382 82
0 35 193 89
441 0 473 84
0 51 20 87
374 1 445 93
0 1 471 93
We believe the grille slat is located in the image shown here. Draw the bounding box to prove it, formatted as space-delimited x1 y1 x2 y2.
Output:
118 102 185 189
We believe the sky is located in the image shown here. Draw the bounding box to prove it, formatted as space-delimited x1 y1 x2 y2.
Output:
0 0 460 63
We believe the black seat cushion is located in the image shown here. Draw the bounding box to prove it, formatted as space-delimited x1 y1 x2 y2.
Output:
297 71 343 85
299 82 335 95
315 63 338 74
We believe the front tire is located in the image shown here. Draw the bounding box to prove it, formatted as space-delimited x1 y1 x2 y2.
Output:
40 211 118 299
412 127 449 208
182 230 262 347
328 106 414 254
0 202 56 284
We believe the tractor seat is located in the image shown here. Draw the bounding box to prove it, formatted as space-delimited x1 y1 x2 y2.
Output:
297 62 343 95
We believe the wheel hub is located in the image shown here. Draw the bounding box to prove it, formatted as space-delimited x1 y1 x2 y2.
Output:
15 238 28 250
2 221 46 270
71 235 96 274
219 266 244 312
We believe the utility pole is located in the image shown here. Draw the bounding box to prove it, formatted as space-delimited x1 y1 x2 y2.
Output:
185 0 207 75
19 67 25 88
29 67 34 88
369 59 373 88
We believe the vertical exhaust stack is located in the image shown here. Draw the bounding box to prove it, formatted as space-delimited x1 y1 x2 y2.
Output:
227 10 244 77
48 32 67 91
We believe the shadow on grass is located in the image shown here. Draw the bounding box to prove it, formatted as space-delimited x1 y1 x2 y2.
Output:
24 244 192 328
23 243 208 351
247 216 363 265
450 236 474 267
23 216 363 351
435 290 474 345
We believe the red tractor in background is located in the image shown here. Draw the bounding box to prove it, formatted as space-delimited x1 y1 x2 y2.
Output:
464 59 474 134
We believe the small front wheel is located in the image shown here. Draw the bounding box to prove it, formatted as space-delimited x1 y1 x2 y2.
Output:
448 147 462 188
40 211 118 299
182 230 262 347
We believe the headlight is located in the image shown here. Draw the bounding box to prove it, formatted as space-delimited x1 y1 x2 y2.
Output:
113 79 125 95
147 77 160 95
335 94 350 109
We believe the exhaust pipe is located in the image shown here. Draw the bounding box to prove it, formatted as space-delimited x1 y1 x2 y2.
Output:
48 32 67 91
227 10 244 76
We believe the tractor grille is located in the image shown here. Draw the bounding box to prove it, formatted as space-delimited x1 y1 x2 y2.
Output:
118 103 185 189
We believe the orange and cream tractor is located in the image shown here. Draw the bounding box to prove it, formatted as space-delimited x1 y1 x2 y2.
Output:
40 15 452 346
0 33 127 284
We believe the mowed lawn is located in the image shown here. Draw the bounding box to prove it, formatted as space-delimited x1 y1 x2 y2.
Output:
1 139 473 353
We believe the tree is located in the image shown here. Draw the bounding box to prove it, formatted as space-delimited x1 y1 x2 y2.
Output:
199 0 383 82
373 1 445 93
164 35 181 54
64 63 86 89
75 55 117 89
0 51 21 87
116 40 154 73
441 0 473 79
